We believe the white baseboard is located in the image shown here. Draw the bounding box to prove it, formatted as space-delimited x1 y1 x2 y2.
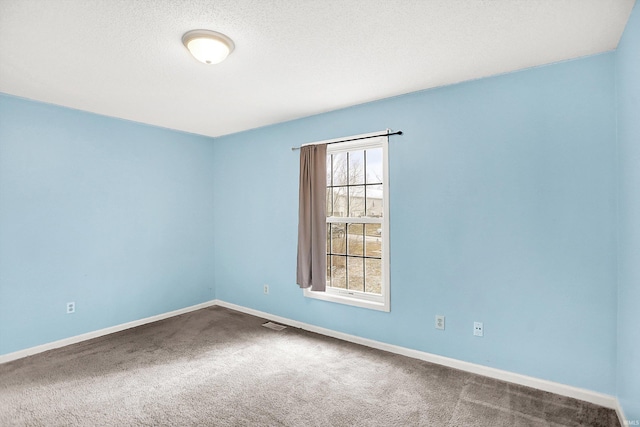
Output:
0 300 218 365
616 399 628 427
213 299 619 410
0 297 620 413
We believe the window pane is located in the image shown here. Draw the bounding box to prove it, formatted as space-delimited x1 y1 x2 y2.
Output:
366 148 383 184
347 223 364 256
364 225 382 257
330 223 346 254
321 138 387 307
364 223 381 237
349 186 365 217
330 255 346 289
365 258 382 294
348 151 365 185
332 152 347 186
347 257 364 292
366 184 383 217
332 187 347 217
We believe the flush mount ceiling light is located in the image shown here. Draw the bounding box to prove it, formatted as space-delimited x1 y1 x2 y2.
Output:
182 29 235 65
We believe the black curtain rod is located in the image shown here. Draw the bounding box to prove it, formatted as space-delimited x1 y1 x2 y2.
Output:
291 130 403 151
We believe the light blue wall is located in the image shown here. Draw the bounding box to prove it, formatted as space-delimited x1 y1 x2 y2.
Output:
0 94 217 355
212 54 619 394
616 0 640 422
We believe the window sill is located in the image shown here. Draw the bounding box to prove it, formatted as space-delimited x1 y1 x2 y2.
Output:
303 288 390 312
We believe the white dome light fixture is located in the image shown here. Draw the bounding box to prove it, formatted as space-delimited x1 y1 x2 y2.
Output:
182 29 234 65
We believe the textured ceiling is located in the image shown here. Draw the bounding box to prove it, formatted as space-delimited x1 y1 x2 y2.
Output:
0 0 635 138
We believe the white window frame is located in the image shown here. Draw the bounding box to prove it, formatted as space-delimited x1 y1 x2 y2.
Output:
303 132 390 312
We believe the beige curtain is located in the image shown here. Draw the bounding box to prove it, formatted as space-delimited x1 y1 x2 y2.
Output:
296 144 327 291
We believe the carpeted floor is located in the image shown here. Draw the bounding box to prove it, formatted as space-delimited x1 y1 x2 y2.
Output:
0 306 620 426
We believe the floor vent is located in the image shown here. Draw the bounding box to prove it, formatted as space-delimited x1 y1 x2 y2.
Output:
262 322 287 331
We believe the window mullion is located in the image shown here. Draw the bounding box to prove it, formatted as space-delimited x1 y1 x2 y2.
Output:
364 150 367 217
346 152 350 217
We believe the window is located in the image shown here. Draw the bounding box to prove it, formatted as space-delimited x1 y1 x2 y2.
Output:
304 134 390 311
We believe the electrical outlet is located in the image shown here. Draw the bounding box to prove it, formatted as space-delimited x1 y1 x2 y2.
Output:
263 284 269 295
435 315 445 330
66 302 75 314
474 321 483 337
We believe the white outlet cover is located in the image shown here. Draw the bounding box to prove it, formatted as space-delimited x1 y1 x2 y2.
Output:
435 315 445 330
474 322 483 336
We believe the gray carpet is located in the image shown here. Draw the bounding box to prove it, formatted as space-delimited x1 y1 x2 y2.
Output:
0 306 620 426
